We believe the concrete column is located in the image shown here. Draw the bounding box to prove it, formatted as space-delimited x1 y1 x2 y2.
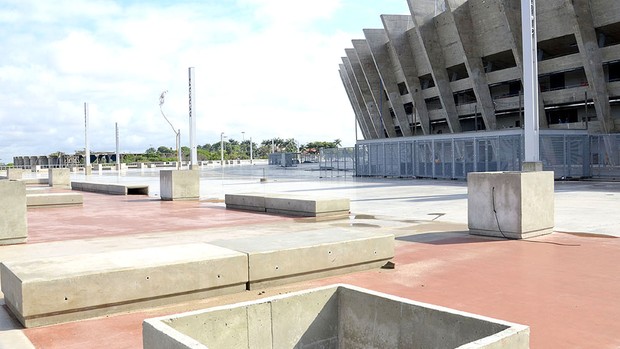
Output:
444 0 498 130
342 56 378 138
160 170 199 201
346 49 383 138
352 39 398 138
407 0 462 133
48 168 70 188
364 28 413 137
381 14 431 135
339 65 371 139
497 0 548 128
0 181 27 245
565 0 615 133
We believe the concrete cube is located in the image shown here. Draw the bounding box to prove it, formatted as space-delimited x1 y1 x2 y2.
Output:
7 168 24 181
48 168 70 188
0 181 27 244
160 170 199 201
468 171 554 239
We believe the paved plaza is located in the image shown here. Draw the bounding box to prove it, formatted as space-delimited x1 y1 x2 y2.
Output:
0 164 619 348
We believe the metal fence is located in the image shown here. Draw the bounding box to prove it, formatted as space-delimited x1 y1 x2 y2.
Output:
320 147 355 171
590 134 620 178
354 129 601 179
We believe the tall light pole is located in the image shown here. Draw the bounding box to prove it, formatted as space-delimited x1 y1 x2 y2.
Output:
220 132 225 165
84 102 91 174
115 122 120 171
188 67 198 168
159 90 182 169
522 0 541 170
250 136 253 164
242 131 245 159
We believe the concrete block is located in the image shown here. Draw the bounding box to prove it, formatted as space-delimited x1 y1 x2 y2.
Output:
6 168 24 181
0 181 27 245
264 195 350 217
468 171 555 239
71 181 149 195
1 243 248 327
160 170 199 201
143 284 529 349
30 165 40 173
212 229 394 289
26 193 83 208
48 168 70 188
225 193 350 217
224 193 267 212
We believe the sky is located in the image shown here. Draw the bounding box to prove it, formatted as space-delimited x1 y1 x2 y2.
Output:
0 0 412 163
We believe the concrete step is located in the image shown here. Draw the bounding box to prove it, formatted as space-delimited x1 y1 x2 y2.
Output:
225 193 350 217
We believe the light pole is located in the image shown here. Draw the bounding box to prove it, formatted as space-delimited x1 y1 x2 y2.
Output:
241 131 245 159
159 90 181 170
250 136 253 164
220 132 226 165
522 0 540 169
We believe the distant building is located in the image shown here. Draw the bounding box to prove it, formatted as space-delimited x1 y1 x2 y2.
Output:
339 0 620 138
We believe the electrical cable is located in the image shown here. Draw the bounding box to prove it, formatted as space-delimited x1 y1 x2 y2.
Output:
491 186 580 247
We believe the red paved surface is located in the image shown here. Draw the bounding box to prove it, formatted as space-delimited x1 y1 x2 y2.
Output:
15 190 620 348
26 192 294 243
22 230 620 348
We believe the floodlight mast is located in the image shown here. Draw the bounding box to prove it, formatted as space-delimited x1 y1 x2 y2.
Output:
159 90 182 169
522 0 540 166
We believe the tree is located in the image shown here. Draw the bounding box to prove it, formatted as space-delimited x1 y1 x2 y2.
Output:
145 147 156 154
157 146 173 154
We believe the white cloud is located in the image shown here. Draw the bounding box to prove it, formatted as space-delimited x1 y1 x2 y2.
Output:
0 0 404 163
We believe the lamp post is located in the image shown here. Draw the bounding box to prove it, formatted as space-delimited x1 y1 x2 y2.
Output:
159 90 181 170
220 132 226 165
522 0 541 170
241 131 245 159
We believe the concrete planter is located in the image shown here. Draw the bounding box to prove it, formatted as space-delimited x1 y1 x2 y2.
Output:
143 284 529 349
160 170 199 201
0 181 27 245
468 171 554 239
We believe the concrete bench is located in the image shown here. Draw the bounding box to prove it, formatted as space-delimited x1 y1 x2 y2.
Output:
0 181 27 245
1 244 248 327
26 193 83 208
19 178 48 185
225 193 350 217
144 284 529 349
71 181 149 195
212 229 394 290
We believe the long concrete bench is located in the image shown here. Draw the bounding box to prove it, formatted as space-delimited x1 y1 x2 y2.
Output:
212 229 394 289
19 178 48 185
1 230 393 327
71 181 149 195
225 193 350 217
26 193 83 208
0 244 248 327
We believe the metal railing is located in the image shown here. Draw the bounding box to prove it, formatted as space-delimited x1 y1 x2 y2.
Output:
354 129 596 179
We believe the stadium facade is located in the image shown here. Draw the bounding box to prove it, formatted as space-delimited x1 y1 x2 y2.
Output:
339 0 620 179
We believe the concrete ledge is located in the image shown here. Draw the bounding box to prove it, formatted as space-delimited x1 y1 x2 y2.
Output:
71 181 149 195
19 178 48 185
0 181 27 245
26 193 84 208
224 193 267 212
225 193 350 217
1 244 248 327
143 284 529 349
212 230 394 290
6 168 24 181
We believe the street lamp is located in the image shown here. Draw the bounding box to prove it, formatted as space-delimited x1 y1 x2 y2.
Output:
220 132 226 165
241 131 246 159
159 90 182 169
